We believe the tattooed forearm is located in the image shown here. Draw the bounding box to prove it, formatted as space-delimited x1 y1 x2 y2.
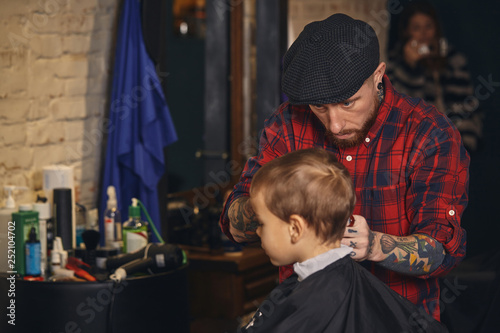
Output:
377 234 445 276
228 197 259 242
380 235 417 254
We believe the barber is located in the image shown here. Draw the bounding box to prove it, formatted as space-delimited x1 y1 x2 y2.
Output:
220 13 468 321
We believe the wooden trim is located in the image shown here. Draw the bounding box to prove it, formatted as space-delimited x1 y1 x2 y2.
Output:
230 2 245 183
255 0 288 136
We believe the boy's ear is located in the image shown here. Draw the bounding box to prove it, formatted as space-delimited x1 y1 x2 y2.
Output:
288 214 307 244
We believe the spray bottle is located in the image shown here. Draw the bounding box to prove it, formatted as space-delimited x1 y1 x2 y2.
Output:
0 186 28 228
104 186 121 249
51 236 68 275
33 198 51 277
122 198 148 253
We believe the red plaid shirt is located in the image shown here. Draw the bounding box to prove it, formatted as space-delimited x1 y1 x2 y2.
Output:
220 75 469 321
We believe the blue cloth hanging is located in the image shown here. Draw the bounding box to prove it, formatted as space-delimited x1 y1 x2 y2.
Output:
99 0 177 245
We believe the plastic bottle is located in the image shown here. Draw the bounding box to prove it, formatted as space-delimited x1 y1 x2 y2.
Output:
0 186 27 273
13 204 39 276
122 198 148 253
2 186 28 211
33 201 51 277
104 186 122 249
25 226 41 276
51 237 67 275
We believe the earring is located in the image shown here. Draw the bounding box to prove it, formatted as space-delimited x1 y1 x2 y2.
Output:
377 82 384 103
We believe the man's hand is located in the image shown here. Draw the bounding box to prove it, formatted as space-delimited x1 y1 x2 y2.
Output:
342 215 446 276
341 215 383 262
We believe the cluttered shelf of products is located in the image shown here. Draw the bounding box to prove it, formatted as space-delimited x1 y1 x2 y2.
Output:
0 166 190 332
0 185 170 282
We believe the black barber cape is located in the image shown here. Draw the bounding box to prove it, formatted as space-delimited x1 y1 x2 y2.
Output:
240 256 447 333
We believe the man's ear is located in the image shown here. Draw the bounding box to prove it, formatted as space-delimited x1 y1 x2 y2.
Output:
288 214 307 244
373 62 386 85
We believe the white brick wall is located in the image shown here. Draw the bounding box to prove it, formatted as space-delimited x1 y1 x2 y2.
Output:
0 0 119 206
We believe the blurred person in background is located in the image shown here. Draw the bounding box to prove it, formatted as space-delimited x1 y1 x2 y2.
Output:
386 0 482 152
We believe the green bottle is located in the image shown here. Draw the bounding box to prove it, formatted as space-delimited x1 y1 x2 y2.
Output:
13 204 39 276
122 199 148 253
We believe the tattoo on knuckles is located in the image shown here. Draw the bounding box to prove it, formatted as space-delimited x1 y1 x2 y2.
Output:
367 231 375 255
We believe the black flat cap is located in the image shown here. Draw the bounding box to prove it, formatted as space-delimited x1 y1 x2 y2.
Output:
282 13 380 105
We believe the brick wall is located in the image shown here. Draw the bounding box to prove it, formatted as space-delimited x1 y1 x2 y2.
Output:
0 0 119 208
288 0 390 61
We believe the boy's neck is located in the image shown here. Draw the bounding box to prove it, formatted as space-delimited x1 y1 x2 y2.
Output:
293 243 352 281
297 240 341 263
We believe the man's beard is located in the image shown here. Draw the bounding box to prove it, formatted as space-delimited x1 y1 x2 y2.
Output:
325 95 380 149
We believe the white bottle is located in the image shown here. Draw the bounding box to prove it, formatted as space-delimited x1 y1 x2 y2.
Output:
51 236 67 275
104 186 121 249
33 202 51 277
0 186 27 272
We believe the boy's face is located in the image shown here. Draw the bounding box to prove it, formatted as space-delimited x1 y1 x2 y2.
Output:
251 191 296 266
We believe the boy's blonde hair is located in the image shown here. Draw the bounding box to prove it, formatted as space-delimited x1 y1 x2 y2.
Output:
250 148 355 243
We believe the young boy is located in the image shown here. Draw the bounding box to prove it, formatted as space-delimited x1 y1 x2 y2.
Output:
241 148 447 332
